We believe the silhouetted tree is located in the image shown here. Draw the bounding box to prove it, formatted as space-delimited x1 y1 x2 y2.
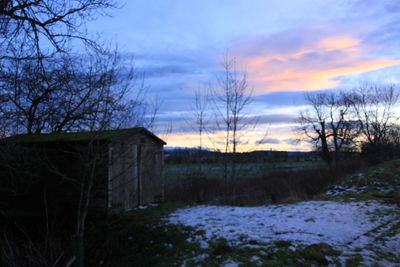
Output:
0 49 157 267
298 91 357 165
0 0 117 61
350 85 399 163
211 54 254 201
0 49 154 136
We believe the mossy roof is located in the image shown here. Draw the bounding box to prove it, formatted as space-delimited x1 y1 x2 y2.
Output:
1 127 166 145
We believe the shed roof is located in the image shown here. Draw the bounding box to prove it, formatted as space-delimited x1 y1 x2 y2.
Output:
2 127 166 145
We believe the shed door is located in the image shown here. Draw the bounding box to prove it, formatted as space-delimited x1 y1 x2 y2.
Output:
132 144 142 206
108 145 113 209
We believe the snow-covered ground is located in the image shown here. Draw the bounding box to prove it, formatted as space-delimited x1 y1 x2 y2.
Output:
168 201 394 247
168 200 399 265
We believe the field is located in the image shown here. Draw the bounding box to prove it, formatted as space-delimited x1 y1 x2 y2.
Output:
164 158 361 205
165 160 325 181
87 160 400 266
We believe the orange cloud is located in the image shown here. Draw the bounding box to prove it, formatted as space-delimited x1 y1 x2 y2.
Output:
240 36 400 93
253 58 400 92
319 36 360 51
160 128 309 152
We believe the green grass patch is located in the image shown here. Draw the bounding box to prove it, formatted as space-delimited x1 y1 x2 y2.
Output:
86 203 206 266
324 159 400 202
345 253 364 267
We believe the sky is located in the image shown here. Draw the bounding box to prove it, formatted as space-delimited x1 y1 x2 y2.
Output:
87 0 400 151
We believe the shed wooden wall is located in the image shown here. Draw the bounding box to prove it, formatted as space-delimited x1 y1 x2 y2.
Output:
140 137 164 204
108 134 164 212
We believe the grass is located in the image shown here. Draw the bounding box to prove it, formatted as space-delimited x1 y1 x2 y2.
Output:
88 204 199 267
86 203 203 266
324 159 400 204
165 160 325 181
165 160 362 205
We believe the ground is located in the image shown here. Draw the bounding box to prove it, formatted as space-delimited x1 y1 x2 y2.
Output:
91 160 400 266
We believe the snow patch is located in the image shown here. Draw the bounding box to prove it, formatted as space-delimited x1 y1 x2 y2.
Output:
168 201 394 248
130 203 159 210
250 255 262 266
222 259 239 267
326 184 367 196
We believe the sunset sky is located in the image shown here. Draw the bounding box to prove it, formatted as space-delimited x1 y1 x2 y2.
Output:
88 0 400 151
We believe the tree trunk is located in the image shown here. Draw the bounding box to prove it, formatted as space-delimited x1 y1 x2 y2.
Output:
320 136 331 167
74 233 85 267
320 124 331 166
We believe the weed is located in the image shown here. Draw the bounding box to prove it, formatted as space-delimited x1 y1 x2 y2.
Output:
345 254 363 267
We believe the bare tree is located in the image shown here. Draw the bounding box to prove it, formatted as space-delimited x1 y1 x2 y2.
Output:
211 54 254 200
194 89 208 152
0 48 157 266
298 91 357 165
183 88 208 173
53 79 158 266
349 85 399 162
0 48 152 136
44 106 117 267
325 92 358 162
298 93 332 165
73 125 109 267
299 86 400 165
350 85 399 144
0 2 160 266
0 0 118 61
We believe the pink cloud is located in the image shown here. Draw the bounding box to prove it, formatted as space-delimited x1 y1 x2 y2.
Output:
235 35 400 93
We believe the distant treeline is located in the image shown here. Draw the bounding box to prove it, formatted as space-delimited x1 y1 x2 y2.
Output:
164 148 322 164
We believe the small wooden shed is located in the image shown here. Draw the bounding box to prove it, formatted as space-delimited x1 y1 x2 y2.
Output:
1 127 166 216
106 127 166 211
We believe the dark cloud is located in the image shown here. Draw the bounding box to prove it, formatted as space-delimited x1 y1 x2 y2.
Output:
257 138 281 144
140 64 201 78
283 138 300 145
250 114 298 124
256 138 300 146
